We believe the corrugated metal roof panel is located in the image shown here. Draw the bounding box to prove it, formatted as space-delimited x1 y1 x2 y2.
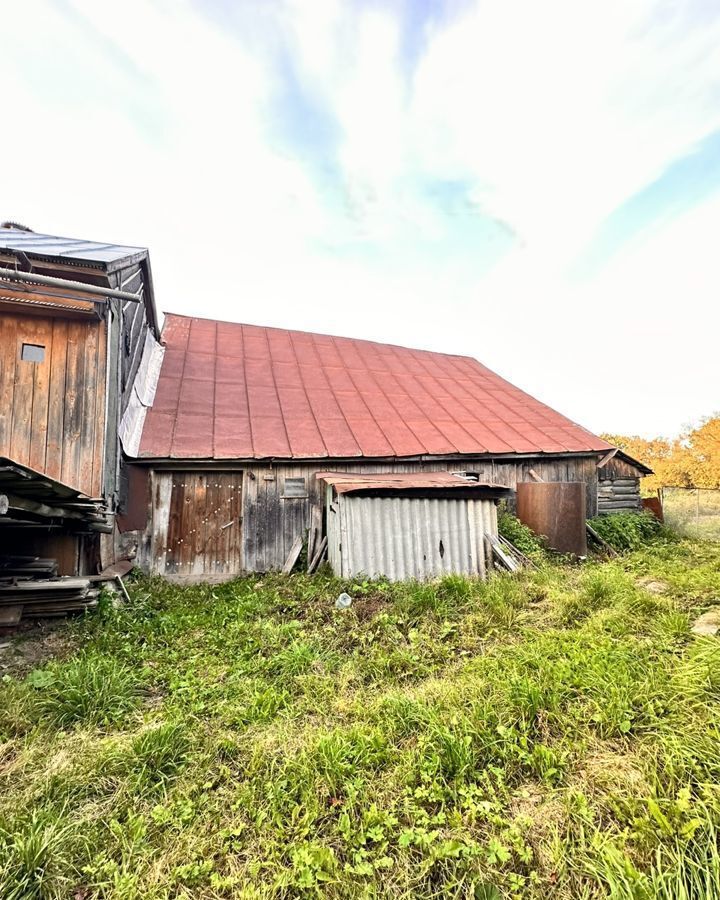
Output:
139 314 615 461
0 227 146 264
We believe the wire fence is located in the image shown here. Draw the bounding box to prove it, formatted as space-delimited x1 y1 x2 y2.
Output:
661 487 720 541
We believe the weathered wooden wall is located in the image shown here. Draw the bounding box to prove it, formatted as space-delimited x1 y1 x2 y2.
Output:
0 312 107 496
139 454 601 576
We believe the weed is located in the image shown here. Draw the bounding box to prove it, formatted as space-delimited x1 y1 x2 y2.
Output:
28 654 145 728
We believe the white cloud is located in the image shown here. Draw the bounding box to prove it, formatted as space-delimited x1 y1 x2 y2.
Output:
0 0 718 438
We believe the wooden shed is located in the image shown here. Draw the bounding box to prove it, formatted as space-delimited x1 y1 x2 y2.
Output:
127 314 649 580
0 225 161 576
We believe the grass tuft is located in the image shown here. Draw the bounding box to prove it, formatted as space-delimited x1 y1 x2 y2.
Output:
28 655 145 728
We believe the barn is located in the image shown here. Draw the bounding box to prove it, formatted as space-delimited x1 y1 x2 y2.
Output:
125 313 650 580
0 225 162 586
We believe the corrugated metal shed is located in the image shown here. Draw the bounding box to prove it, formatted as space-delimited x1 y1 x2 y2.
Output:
327 495 499 581
322 472 509 581
0 227 147 268
140 313 615 461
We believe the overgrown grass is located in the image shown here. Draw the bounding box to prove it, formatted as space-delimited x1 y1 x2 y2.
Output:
1 539 720 898
588 510 668 551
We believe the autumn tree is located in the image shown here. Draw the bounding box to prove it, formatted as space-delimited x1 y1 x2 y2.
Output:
602 414 720 492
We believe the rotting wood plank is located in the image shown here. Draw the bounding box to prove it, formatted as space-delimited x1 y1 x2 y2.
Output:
307 535 328 574
282 535 303 574
0 314 18 454
60 320 85 491
28 319 53 473
78 320 99 496
485 534 519 572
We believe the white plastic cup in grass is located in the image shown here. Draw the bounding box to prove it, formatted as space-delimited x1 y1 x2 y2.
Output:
335 593 353 610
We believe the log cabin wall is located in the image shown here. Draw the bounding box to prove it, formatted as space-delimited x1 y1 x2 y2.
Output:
597 456 643 514
139 454 601 576
0 311 107 497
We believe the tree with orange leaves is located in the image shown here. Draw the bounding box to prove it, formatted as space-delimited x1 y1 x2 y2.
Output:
602 414 720 492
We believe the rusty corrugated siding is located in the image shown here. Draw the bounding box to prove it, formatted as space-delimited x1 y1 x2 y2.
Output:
328 494 497 581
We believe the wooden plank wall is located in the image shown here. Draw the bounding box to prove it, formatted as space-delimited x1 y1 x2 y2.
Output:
139 454 601 575
0 312 107 496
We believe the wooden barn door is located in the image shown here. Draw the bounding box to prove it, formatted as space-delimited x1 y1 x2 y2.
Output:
164 472 243 577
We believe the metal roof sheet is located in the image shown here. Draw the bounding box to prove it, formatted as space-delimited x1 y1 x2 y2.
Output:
138 314 615 461
316 471 511 494
0 227 146 265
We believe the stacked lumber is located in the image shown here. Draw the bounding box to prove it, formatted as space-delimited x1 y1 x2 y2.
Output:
0 560 100 627
0 556 58 578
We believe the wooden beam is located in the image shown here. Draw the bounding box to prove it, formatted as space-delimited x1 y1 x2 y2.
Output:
596 448 619 469
528 468 544 483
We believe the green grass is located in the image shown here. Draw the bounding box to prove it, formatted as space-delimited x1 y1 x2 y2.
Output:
1 538 720 898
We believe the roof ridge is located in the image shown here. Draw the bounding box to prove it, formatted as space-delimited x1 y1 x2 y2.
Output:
161 312 478 363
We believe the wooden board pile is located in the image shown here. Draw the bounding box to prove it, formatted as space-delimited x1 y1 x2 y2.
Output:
0 556 99 627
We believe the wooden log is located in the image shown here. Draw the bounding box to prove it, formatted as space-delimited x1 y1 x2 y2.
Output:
282 536 303 575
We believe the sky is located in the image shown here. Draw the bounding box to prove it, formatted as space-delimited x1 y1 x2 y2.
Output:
1 0 719 439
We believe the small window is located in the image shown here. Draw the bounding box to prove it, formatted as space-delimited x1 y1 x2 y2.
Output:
452 471 480 482
283 477 307 498
21 343 45 363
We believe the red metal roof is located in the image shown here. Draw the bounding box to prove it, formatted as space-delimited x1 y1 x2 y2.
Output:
139 314 613 461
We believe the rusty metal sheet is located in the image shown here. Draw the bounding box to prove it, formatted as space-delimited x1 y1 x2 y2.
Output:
317 471 510 494
516 481 587 556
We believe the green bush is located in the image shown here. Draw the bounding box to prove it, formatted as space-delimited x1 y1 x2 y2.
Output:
588 510 664 552
497 504 547 557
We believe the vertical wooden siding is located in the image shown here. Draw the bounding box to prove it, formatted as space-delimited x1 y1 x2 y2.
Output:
0 312 107 496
